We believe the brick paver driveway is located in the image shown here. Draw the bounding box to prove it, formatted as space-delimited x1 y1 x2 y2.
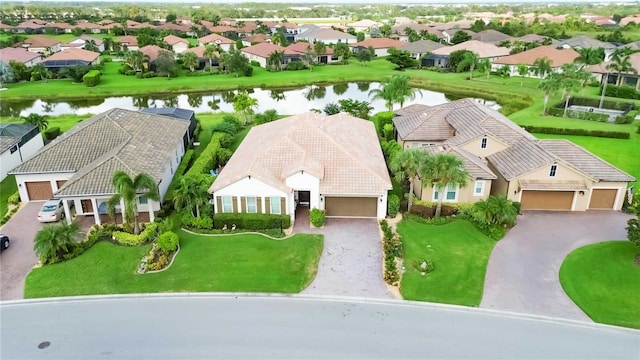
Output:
480 211 632 322
297 217 393 299
0 202 44 301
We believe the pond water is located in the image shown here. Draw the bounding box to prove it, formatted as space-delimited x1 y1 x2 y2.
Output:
0 82 500 118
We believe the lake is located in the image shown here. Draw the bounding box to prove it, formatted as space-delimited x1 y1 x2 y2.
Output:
0 82 499 118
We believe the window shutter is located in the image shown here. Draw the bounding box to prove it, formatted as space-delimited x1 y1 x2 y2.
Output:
265 197 271 214
240 197 246 213
216 197 222 213
232 196 238 212
256 197 262 213
280 197 286 215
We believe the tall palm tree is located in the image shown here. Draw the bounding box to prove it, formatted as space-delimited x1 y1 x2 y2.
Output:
172 175 209 218
181 51 199 72
203 45 218 72
389 74 422 108
478 58 492 79
420 153 469 218
21 113 49 131
314 41 327 60
107 171 159 235
368 82 396 112
267 50 285 71
532 57 552 80
233 91 259 124
124 50 145 72
457 51 479 79
575 47 604 65
30 63 52 83
538 73 562 115
389 149 430 212
607 54 636 86
33 221 82 264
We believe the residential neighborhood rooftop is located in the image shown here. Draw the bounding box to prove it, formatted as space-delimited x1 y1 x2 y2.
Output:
44 48 100 63
493 46 580 67
432 40 510 58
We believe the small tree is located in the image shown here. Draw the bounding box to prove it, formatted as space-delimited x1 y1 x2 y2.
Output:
386 48 417 70
389 149 430 212
478 58 492 79
233 91 258 124
626 211 640 263
532 57 552 81
450 30 471 44
267 50 285 71
456 51 479 79
107 171 159 235
539 73 562 116
180 52 199 72
420 153 469 218
155 50 177 78
172 174 209 218
517 63 529 87
33 221 82 264
334 42 351 65
356 46 374 66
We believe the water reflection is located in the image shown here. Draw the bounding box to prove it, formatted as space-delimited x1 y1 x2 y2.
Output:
0 82 499 118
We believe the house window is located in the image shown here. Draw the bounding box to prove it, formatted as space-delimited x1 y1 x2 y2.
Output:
474 180 484 196
246 197 257 213
270 196 281 214
433 184 458 202
222 196 233 213
139 196 148 204
9 144 18 154
481 137 488 149
549 164 557 177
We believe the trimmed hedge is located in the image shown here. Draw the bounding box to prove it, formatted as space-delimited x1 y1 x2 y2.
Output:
569 96 634 111
387 194 400 218
309 208 325 227
156 231 179 252
615 110 638 124
82 70 101 87
604 85 640 100
522 126 630 139
44 127 61 140
372 111 395 138
212 213 291 230
112 223 158 246
187 132 224 176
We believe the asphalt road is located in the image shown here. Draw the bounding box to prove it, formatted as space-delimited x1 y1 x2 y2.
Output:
2 294 638 359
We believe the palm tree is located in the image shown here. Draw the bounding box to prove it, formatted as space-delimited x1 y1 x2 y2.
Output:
21 113 48 131
575 47 604 65
314 41 327 61
389 149 430 212
471 195 518 227
368 82 396 112
302 45 315 71
517 63 529 87
477 58 492 79
84 39 99 53
532 57 552 80
420 153 469 218
389 74 422 108
538 73 562 115
233 91 259 124
181 51 199 72
107 171 159 235
172 175 209 218
203 45 218 72
267 50 285 71
124 50 145 72
33 221 82 264
457 51 479 79
608 54 636 86
30 63 52 83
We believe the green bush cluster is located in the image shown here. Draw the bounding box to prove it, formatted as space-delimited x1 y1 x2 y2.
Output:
213 213 291 230
188 132 223 175
380 140 401 162
286 62 306 71
570 97 633 111
181 213 213 230
371 111 395 138
112 223 158 246
156 231 179 253
44 127 61 140
604 85 640 100
409 204 458 218
100 55 112 63
82 70 101 87
387 194 400 218
547 107 609 122
615 110 638 124
309 208 325 227
522 126 630 139
0 206 19 226
380 220 402 285
8 191 20 205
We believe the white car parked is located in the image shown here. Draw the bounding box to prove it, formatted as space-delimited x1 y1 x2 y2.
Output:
37 199 65 223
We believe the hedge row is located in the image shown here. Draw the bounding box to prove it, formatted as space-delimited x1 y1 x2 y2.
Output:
615 110 638 124
212 213 291 230
112 223 158 246
548 107 610 122
523 126 630 139
569 96 634 111
604 85 640 100
187 132 224 176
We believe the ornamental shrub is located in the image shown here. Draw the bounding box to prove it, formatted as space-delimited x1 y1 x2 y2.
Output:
82 70 101 87
188 132 223 175
212 213 291 230
522 126 630 139
112 223 158 246
156 231 179 253
286 61 306 71
309 208 325 227
8 191 20 205
44 127 61 140
387 194 400 218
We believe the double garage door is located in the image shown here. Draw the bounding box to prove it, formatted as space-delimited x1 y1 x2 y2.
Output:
24 180 66 201
324 197 378 217
520 189 619 210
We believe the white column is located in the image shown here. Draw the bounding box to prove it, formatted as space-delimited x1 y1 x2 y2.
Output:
91 198 101 225
261 196 265 213
120 198 126 223
63 199 72 225
236 196 241 213
148 199 155 222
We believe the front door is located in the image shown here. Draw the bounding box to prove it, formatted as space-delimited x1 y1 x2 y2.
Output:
298 191 310 206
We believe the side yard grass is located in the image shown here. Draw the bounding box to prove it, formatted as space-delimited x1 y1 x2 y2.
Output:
24 231 323 298
559 241 640 329
397 219 496 306
0 175 18 219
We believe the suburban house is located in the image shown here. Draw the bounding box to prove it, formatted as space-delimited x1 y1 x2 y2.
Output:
183 46 219 69
10 109 189 225
139 45 170 70
198 33 234 51
620 15 640 26
349 38 404 57
118 36 139 51
139 107 196 149
425 40 510 68
60 35 105 52
296 25 357 44
46 22 74 34
241 42 299 68
347 19 382 33
559 36 616 61
0 124 44 181
491 46 580 77
42 48 101 71
241 33 272 47
471 29 513 45
392 99 635 211
19 36 61 54
209 112 392 220
12 19 48 33
163 35 189 54
586 52 640 89
73 20 103 34
440 29 476 44
397 39 447 60
513 34 560 47
285 42 337 64
391 22 443 42
0 47 42 67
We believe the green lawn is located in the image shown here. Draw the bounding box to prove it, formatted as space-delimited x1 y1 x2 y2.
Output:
397 219 496 306
24 231 323 298
0 175 18 218
559 241 640 329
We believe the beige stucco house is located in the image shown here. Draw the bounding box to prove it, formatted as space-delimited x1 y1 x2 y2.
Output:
209 112 392 220
393 99 634 211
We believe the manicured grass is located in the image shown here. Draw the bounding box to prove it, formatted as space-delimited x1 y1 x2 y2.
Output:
24 231 323 298
559 241 640 329
398 219 496 306
0 175 18 218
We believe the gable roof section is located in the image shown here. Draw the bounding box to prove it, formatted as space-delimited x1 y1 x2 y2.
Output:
471 29 513 44
0 47 41 64
398 39 447 53
300 27 357 41
139 45 166 62
432 40 509 58
286 42 334 55
198 33 234 45
350 38 403 49
486 139 557 180
44 48 99 62
210 112 391 195
585 52 640 75
21 36 60 48
164 35 188 46
12 109 188 197
560 36 616 50
448 147 497 180
117 35 138 46
241 42 297 58
493 46 579 67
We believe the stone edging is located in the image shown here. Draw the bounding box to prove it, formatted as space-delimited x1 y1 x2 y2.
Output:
143 244 181 275
180 228 295 241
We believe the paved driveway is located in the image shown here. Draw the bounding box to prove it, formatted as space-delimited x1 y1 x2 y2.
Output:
0 202 43 301
480 211 632 321
298 218 393 299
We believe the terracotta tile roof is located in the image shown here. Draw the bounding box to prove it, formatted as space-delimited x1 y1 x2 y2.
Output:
350 38 404 49
586 52 640 75
44 48 99 62
241 42 297 58
184 46 219 58
515 34 560 46
432 40 509 58
285 42 334 55
74 21 102 30
210 112 392 195
0 47 42 64
0 22 14 30
398 39 447 53
164 35 188 46
207 25 237 34
12 109 189 198
21 36 60 48
15 20 47 30
394 104 430 116
471 29 513 44
493 46 579 67
620 15 640 26
47 22 74 29
448 147 497 180
139 45 167 62
560 36 616 50
156 23 190 32
198 33 234 45
486 138 557 180
118 35 138 46
78 35 103 46
243 34 271 44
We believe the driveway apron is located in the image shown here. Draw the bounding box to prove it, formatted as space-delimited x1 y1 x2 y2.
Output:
299 218 393 299
1 202 43 301
480 211 632 321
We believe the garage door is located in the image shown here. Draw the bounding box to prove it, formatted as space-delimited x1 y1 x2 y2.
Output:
325 197 378 217
25 181 53 201
589 189 617 209
521 191 574 210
